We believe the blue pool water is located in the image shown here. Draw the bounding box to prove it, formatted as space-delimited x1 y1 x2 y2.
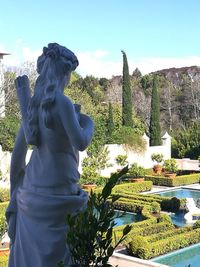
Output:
114 211 143 226
157 188 200 199
170 210 188 227
152 243 200 267
156 188 200 227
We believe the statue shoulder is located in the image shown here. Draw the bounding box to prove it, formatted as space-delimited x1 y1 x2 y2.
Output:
55 91 74 112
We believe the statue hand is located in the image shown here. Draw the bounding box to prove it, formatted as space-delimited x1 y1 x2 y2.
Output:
15 75 31 102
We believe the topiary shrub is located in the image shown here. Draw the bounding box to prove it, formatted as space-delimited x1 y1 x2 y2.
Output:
193 220 200 229
151 201 161 214
128 236 149 257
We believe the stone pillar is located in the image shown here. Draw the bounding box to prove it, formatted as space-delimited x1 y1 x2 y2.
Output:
162 132 171 158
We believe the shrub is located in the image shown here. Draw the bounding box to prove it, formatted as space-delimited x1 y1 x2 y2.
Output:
0 188 10 202
146 226 193 243
145 173 200 186
66 167 132 267
0 202 8 238
151 201 161 214
113 181 153 194
157 213 172 224
163 158 178 173
128 236 149 257
0 255 8 267
115 155 128 167
193 220 200 229
130 228 200 259
151 153 164 164
127 163 147 178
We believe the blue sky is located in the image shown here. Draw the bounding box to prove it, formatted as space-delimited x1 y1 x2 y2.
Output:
1 0 200 77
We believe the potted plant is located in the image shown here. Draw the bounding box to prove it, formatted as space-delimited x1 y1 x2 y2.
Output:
115 154 128 171
163 158 178 178
127 163 146 182
66 167 132 267
151 153 164 175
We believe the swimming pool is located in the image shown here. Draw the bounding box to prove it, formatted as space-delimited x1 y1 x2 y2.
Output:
152 243 200 267
114 211 143 226
156 188 200 199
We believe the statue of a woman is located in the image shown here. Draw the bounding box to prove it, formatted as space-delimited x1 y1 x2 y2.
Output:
6 43 94 267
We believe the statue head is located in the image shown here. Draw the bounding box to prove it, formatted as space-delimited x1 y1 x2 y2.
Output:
36 43 79 87
28 43 79 146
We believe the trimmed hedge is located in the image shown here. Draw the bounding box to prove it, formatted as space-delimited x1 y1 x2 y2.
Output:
113 199 152 213
0 255 8 267
146 226 193 242
112 192 186 213
129 228 200 259
145 173 200 186
113 217 173 245
112 181 153 194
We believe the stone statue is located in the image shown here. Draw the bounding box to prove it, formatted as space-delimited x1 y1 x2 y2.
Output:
6 43 94 267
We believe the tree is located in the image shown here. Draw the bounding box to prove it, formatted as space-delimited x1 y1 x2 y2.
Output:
132 67 142 78
160 79 179 132
149 76 162 146
121 50 133 127
106 102 114 142
172 121 200 159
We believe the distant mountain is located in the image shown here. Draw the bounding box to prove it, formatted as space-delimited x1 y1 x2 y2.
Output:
153 65 200 86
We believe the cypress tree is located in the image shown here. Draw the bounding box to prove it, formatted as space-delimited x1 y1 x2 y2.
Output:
107 102 114 141
121 50 133 127
149 76 162 146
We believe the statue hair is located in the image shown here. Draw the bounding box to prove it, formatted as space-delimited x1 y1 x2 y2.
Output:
27 43 79 146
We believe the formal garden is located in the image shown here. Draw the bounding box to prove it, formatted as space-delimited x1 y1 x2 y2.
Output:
1 50 200 267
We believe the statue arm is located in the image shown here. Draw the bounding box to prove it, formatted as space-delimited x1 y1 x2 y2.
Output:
15 75 32 144
57 93 94 151
10 125 27 194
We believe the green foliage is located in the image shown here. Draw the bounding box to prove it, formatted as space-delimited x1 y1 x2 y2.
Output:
145 173 200 186
115 155 128 167
66 167 132 267
151 201 161 214
172 122 200 159
140 74 153 90
127 163 147 178
111 187 184 213
151 153 164 164
111 126 146 153
0 115 19 151
163 158 178 173
0 255 9 267
157 213 172 224
121 50 133 127
0 202 8 238
112 181 152 194
149 76 161 146
0 188 10 202
81 146 111 185
106 103 114 143
128 228 200 259
193 220 200 229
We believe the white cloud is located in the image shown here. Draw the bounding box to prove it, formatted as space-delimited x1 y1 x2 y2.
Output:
77 50 122 78
76 52 200 78
1 42 200 78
